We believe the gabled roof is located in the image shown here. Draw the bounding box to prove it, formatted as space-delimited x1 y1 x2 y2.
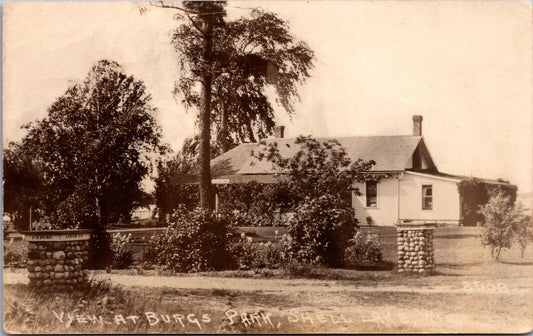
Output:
210 135 432 180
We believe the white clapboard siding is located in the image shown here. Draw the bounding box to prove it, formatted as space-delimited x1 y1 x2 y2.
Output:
398 172 461 223
353 176 400 226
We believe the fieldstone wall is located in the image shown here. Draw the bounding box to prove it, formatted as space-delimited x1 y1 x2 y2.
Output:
27 240 90 289
397 227 435 274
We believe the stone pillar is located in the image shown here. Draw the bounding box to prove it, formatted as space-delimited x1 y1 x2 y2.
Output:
396 224 435 274
22 230 92 290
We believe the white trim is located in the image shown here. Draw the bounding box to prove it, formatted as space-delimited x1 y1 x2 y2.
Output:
404 171 462 183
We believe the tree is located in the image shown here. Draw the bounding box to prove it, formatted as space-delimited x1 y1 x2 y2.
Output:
515 209 532 258
172 8 314 153
21 59 166 266
155 137 201 219
154 135 228 219
254 136 375 266
164 1 313 210
3 142 45 230
254 135 375 202
478 190 529 260
164 1 227 211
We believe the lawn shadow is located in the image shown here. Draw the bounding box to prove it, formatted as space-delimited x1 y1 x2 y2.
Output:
435 234 482 239
498 260 533 266
348 261 396 271
436 262 486 270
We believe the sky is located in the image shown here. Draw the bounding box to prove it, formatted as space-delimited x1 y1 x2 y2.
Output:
3 1 532 195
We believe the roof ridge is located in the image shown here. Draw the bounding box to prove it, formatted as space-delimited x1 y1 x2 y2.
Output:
234 134 421 145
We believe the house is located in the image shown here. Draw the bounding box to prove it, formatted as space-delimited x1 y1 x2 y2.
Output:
202 115 513 226
131 204 157 221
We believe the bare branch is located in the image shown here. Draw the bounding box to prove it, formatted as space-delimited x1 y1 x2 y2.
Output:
150 1 206 35
186 11 207 36
149 1 199 14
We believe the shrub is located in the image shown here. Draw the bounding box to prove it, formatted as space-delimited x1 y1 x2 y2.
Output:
344 231 383 266
142 234 159 265
150 206 234 272
478 190 528 260
3 239 28 268
216 182 296 227
229 235 259 270
284 195 357 267
515 213 533 258
229 234 286 270
110 233 134 269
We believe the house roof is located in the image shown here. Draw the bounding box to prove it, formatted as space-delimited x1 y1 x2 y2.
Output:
406 170 513 185
210 135 427 180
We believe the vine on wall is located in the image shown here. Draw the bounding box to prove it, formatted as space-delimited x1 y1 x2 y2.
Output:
457 178 517 226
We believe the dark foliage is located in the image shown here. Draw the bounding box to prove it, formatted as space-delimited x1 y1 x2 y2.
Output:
15 60 165 267
254 136 375 266
284 195 357 267
172 7 314 151
150 206 235 272
2 143 45 230
458 178 517 226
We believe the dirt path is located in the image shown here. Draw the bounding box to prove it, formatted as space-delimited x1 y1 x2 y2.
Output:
4 270 532 333
3 270 529 295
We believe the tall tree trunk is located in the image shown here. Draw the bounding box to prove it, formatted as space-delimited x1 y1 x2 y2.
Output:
198 15 214 211
220 103 230 153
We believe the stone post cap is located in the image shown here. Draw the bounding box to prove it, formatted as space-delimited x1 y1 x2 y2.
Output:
21 229 93 242
396 221 436 230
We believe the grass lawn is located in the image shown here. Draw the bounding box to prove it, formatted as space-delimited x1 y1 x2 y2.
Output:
4 226 533 333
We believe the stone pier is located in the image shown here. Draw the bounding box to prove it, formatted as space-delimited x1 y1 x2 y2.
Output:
396 223 435 274
22 230 92 290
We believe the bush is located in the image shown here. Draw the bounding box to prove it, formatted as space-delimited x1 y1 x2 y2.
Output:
478 190 528 260
216 182 296 227
150 206 234 272
515 214 533 258
229 234 286 270
284 195 357 267
110 233 134 269
344 231 383 266
3 239 28 268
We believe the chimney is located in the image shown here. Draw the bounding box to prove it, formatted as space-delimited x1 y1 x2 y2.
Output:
274 125 285 138
412 115 423 136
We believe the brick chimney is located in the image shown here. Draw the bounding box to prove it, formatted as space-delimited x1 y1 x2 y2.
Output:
412 115 423 136
274 125 285 138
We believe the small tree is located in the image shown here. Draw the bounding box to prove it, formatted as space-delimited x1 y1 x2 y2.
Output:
478 190 528 260
515 209 532 258
255 135 375 266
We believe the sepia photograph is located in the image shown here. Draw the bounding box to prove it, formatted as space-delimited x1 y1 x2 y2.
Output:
2 0 533 333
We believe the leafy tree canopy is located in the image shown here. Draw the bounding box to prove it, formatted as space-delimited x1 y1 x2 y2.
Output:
3 142 45 230
479 189 529 260
254 135 375 204
20 59 167 229
172 8 314 151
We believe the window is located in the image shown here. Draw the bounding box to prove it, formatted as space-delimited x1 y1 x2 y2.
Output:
422 185 432 210
366 181 378 207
